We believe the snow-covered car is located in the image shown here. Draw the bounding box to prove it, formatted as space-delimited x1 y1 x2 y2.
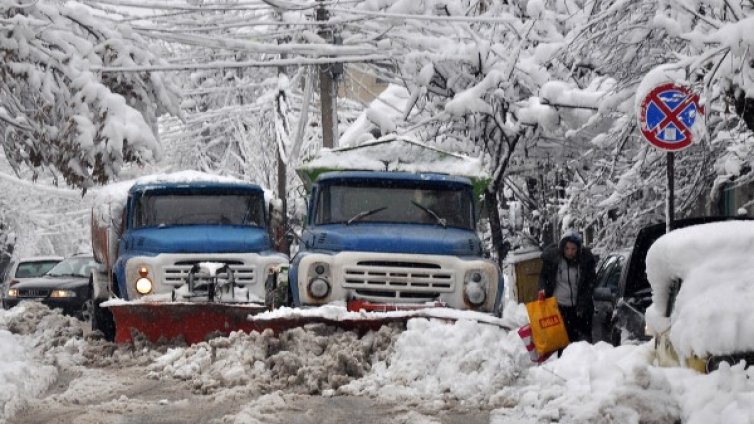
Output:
592 217 742 346
3 255 98 320
645 220 754 373
2 256 63 308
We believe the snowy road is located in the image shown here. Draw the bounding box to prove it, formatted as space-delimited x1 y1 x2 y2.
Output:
1 302 753 424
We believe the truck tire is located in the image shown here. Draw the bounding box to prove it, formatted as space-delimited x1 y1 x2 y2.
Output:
92 299 116 342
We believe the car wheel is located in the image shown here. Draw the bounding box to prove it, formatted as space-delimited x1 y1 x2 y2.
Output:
79 298 94 322
91 299 116 342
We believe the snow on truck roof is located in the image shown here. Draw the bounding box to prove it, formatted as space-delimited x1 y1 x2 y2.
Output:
644 220 754 358
91 171 271 229
315 171 474 187
297 136 490 197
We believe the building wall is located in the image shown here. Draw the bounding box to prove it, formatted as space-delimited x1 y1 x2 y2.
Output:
338 65 389 103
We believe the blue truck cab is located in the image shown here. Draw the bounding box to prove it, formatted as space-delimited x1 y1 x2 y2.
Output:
290 171 504 314
91 178 288 307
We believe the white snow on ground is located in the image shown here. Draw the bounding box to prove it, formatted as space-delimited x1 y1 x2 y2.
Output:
339 317 529 406
1 300 753 423
0 303 83 422
645 220 754 358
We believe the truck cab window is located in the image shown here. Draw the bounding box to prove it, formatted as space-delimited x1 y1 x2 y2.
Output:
315 183 474 229
134 193 265 229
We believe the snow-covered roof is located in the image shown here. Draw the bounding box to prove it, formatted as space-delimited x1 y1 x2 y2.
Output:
645 220 754 358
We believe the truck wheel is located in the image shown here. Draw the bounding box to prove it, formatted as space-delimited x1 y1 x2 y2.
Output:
92 299 116 342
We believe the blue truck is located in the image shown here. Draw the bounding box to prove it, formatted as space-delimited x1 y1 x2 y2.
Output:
290 169 504 315
90 173 288 342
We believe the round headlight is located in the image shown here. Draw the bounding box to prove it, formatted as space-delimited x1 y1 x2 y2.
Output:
465 282 486 306
135 277 153 295
315 264 326 275
471 272 482 283
308 278 330 299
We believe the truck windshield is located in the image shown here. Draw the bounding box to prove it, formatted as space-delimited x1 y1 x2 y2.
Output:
134 193 265 228
315 183 474 229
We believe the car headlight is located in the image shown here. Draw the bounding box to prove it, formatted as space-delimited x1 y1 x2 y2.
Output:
7 288 18 298
135 277 153 295
50 289 76 298
308 277 330 299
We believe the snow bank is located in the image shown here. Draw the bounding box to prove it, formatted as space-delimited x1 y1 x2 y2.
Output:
340 318 529 406
146 323 401 396
645 221 754 358
0 303 88 422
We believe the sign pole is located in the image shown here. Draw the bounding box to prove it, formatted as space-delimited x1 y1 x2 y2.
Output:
638 82 702 234
666 152 674 234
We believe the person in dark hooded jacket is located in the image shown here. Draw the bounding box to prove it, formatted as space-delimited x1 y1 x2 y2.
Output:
538 230 596 343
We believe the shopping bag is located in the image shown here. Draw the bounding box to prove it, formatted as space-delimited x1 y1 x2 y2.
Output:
517 324 554 363
525 296 569 355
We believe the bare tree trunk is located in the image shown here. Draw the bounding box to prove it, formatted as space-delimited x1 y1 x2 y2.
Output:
486 133 521 267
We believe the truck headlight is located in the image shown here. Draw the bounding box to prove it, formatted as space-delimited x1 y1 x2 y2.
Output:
308 278 330 299
135 277 153 295
464 270 489 306
464 282 486 306
50 289 77 298
7 288 18 298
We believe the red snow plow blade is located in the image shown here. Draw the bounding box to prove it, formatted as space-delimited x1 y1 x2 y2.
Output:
346 300 448 312
109 301 510 345
109 302 433 345
109 303 269 345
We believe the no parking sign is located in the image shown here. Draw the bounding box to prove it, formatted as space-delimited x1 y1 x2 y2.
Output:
639 83 703 151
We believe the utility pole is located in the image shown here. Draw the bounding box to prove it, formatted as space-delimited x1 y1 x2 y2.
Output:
275 10 289 255
316 0 337 148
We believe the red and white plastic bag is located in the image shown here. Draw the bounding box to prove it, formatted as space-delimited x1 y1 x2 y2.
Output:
518 324 554 364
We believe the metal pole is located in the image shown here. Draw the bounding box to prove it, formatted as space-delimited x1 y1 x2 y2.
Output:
317 0 335 148
666 152 675 233
276 11 289 255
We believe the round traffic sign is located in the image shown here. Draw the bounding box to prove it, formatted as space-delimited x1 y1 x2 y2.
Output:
639 83 703 151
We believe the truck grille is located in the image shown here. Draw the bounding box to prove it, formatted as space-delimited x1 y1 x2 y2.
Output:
342 260 454 302
162 262 256 286
18 288 50 298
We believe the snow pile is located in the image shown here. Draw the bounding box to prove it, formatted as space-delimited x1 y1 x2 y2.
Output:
340 318 529 406
0 303 85 421
645 220 754 358
146 323 400 395
492 343 681 423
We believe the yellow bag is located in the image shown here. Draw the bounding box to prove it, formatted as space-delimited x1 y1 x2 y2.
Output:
525 296 570 355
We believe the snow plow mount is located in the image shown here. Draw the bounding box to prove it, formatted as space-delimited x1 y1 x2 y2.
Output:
172 262 248 303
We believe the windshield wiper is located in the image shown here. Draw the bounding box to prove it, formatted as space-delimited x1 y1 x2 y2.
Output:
411 201 447 228
346 206 387 225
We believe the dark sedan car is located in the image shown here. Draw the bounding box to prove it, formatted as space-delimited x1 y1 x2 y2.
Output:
3 255 98 321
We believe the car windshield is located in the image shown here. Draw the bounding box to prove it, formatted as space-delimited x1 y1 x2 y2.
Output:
47 257 98 278
315 182 474 229
133 193 265 229
15 260 60 278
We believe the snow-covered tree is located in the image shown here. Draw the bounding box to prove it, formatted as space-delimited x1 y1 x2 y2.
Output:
0 1 181 188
